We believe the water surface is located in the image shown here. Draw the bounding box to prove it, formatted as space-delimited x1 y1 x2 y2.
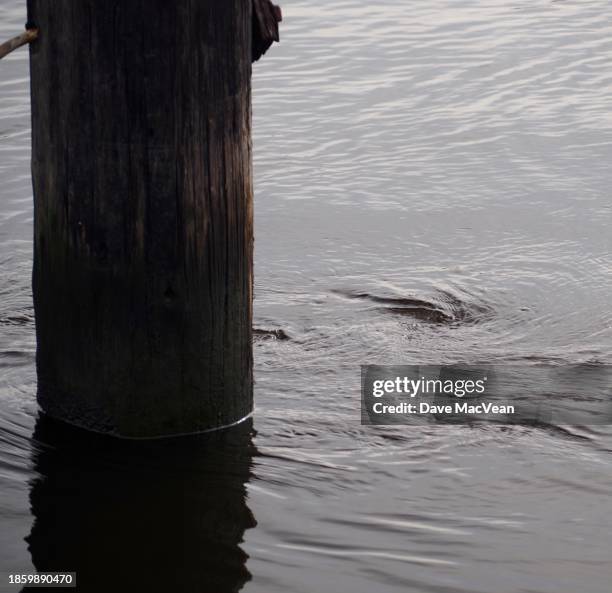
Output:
1 1 612 591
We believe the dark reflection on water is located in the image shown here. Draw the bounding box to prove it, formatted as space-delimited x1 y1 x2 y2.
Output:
3 0 612 591
24 415 256 593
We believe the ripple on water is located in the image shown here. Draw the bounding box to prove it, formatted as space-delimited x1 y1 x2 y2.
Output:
2 0 612 591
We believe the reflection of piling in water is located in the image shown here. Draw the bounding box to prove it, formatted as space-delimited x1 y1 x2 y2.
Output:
25 415 257 593
26 0 280 437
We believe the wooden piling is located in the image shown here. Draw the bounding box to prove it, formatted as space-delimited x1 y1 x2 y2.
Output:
27 0 278 438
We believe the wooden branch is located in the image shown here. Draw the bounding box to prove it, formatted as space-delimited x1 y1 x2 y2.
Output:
252 0 282 62
0 28 38 61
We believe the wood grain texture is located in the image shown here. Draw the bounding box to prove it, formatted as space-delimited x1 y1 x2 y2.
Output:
27 0 254 438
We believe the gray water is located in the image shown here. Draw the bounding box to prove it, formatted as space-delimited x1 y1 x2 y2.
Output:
2 0 612 591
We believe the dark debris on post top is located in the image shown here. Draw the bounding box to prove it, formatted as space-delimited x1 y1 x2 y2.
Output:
252 0 282 62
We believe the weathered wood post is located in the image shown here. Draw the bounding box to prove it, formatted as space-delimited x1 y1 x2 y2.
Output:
27 0 280 438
